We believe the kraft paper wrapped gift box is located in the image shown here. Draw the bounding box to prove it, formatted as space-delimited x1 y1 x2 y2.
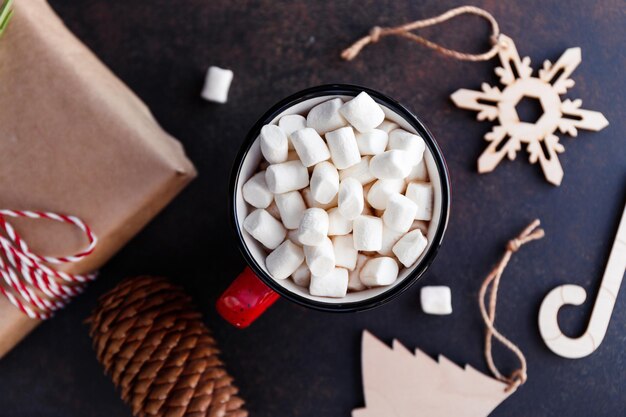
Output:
0 0 197 358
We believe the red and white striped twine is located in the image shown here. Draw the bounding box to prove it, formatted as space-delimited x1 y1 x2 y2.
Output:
0 209 98 319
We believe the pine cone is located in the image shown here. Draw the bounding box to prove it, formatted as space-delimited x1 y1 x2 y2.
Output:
88 276 248 417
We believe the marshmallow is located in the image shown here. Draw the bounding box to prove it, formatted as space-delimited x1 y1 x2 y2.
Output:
420 286 452 315
310 161 339 204
304 237 335 277
367 179 405 210
392 229 428 268
275 191 307 229
301 187 337 210
243 208 286 250
356 129 388 155
332 234 358 270
376 120 399 134
306 98 347 135
259 125 289 164
406 182 434 221
298 208 329 246
242 171 273 209
388 129 425 166
266 240 305 280
353 215 383 251
201 66 233 103
383 194 418 233
325 126 361 169
339 156 375 185
309 267 349 298
378 225 405 256
359 257 399 286
265 160 309 194
348 254 369 291
370 150 413 180
338 178 364 220
287 228 302 245
291 264 311 287
339 92 385 133
278 114 307 149
290 128 331 167
406 160 428 182
327 207 353 236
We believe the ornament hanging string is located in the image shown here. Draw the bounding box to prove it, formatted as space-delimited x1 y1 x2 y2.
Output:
341 5 502 62
478 219 545 391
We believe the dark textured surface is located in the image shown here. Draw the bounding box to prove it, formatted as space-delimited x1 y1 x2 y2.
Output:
0 1 624 416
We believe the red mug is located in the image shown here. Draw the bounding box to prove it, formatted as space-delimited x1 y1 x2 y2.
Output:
217 84 450 328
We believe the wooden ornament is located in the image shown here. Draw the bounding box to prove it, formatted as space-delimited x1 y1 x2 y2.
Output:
451 35 609 186
352 331 513 417
538 203 626 358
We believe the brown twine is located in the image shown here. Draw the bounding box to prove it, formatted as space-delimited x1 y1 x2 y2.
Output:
478 219 545 391
341 5 501 62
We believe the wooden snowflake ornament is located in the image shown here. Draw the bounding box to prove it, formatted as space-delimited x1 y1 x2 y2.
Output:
451 35 609 185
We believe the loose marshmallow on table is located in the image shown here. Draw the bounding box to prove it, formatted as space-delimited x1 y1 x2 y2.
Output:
383 193 418 233
378 225 405 256
278 114 307 149
304 237 335 277
353 215 383 251
325 126 361 169
370 150 413 180
339 156 375 185
298 208 329 246
392 228 428 268
367 179 405 210
420 286 452 315
259 125 289 164
327 207 352 236
265 160 309 194
290 128 331 167
309 267 349 298
338 178 364 220
388 129 426 166
348 254 369 291
406 160 428 182
274 191 306 229
359 257 399 286
301 187 338 210
242 171 273 209
376 120 399 134
406 181 434 221
310 161 339 204
306 98 347 135
332 234 358 270
266 240 305 280
201 66 233 103
356 129 388 155
339 92 385 133
243 208 286 250
291 264 311 287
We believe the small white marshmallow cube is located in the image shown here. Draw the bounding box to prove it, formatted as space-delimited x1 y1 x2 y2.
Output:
378 225 405 256
243 208 286 250
275 191 307 229
291 264 311 287
325 126 361 169
242 171 273 209
266 240 305 280
338 178 364 220
332 234 358 270
259 125 289 164
376 120 399 134
356 129 388 155
339 92 385 133
290 128 331 167
201 66 233 103
369 150 413 180
420 286 452 315
388 129 425 166
392 229 428 268
339 156 375 185
353 215 383 251
265 160 309 194
310 161 339 204
278 114 307 149
298 208 329 246
304 237 335 277
367 179 405 210
327 207 353 236
306 98 347 135
383 194 418 233
406 160 428 182
348 254 369 291
406 182 434 221
359 257 399 287
309 267 349 298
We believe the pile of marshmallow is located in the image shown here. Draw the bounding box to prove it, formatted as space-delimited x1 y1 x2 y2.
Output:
241 92 433 298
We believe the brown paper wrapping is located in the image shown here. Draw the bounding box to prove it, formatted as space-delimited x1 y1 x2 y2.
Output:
0 0 197 358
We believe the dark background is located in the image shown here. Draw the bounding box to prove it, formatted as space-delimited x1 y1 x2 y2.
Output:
1 0 624 416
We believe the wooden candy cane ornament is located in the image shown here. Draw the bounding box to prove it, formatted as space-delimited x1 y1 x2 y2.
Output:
539 203 626 358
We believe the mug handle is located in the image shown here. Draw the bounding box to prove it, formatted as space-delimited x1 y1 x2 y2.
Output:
216 267 280 328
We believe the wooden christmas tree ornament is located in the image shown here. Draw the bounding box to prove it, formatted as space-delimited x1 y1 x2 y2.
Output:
88 276 248 417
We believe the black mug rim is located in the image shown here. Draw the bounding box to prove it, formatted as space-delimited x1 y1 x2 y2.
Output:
230 84 451 312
